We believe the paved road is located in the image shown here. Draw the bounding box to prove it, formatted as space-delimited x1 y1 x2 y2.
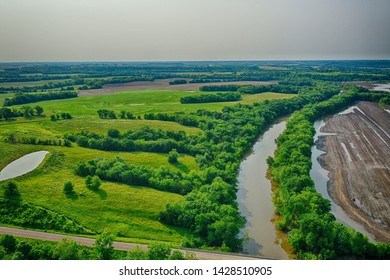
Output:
0 226 265 260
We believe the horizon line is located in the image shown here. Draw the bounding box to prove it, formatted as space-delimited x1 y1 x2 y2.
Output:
1 58 390 64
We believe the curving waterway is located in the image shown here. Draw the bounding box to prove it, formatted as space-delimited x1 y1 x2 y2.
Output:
237 120 290 259
0 151 49 182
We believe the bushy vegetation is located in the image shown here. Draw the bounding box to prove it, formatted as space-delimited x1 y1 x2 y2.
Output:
0 105 44 120
180 92 242 104
69 127 192 154
169 79 188 85
0 233 196 260
200 84 299 94
74 157 196 195
268 89 390 259
3 91 77 106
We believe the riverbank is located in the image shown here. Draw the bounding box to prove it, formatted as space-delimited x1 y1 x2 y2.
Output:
316 101 390 242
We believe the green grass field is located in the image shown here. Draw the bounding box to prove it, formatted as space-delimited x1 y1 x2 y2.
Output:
23 90 294 116
0 89 295 245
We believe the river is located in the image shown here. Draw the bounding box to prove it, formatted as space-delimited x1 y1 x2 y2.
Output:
0 151 49 181
237 120 290 259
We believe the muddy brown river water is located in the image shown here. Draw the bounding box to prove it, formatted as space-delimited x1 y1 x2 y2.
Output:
237 120 291 259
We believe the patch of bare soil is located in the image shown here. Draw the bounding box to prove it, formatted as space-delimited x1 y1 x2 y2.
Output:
78 79 278 96
319 101 390 242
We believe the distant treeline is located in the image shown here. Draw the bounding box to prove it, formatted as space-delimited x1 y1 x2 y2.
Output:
169 79 188 85
268 89 390 259
3 91 77 106
180 92 241 104
144 112 199 127
200 84 299 94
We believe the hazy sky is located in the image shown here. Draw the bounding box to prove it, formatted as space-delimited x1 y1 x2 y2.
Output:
0 0 389 61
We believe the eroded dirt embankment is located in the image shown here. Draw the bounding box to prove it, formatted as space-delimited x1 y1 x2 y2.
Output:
318 101 390 242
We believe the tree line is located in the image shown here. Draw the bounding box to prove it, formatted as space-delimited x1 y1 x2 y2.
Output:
0 233 196 260
3 91 77 106
0 105 44 120
97 109 137 120
68 127 192 154
200 84 299 94
74 157 197 195
180 92 241 104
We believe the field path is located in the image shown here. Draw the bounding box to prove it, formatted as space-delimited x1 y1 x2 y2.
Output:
0 226 265 260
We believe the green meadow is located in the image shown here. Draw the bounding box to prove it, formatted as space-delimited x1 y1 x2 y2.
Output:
0 89 295 246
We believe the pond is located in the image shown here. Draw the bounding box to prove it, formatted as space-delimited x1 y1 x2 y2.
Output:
0 151 49 181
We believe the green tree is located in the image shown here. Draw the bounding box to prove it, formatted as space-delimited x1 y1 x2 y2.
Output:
94 233 114 260
34 105 44 116
147 243 171 260
107 128 120 138
52 239 82 260
63 181 74 195
21 106 34 118
126 245 147 260
85 175 92 188
91 175 101 190
169 250 185 260
4 181 20 198
0 234 17 254
168 149 179 164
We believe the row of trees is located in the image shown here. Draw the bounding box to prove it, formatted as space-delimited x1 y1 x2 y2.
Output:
268 89 390 259
180 92 241 104
50 112 72 121
74 157 196 195
68 127 193 154
0 233 196 260
6 135 72 147
97 109 137 120
3 91 77 106
0 105 44 120
200 84 299 94
169 79 188 85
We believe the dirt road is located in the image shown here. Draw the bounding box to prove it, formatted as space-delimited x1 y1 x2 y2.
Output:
78 79 277 96
0 226 263 260
318 101 390 242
